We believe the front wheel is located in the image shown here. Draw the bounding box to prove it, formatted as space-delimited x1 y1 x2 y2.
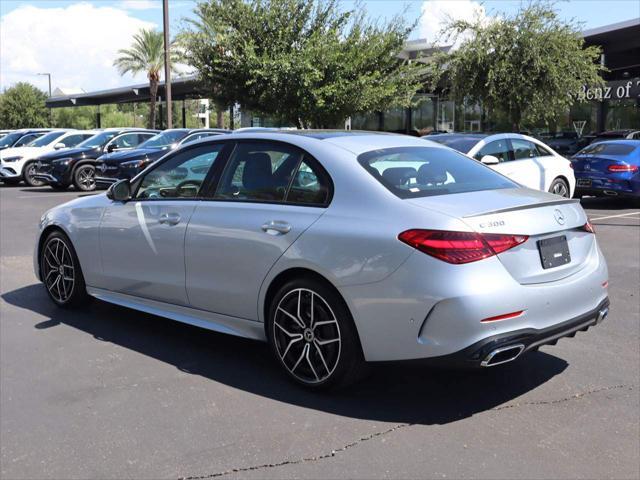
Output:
267 277 365 390
549 178 570 198
23 162 45 187
40 231 89 307
73 164 96 191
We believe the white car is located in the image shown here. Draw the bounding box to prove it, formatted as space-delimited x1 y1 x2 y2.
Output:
427 133 576 198
0 130 96 186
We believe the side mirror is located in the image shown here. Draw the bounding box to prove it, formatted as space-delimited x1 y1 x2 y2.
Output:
106 179 131 202
480 155 500 165
106 144 117 153
54 142 66 150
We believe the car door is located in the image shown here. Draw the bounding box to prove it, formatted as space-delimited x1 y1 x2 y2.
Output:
99 143 225 305
507 138 544 190
185 140 332 320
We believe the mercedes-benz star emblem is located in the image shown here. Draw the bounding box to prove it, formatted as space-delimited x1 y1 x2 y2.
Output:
98 163 107 173
554 209 565 225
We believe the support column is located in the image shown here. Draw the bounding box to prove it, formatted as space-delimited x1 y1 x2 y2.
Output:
96 105 101 128
182 99 187 128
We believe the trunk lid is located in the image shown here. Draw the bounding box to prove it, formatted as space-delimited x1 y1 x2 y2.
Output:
408 187 593 284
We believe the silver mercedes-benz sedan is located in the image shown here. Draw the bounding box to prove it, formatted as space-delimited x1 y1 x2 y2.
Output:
34 131 609 389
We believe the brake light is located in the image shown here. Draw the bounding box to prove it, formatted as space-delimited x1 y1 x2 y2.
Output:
398 229 528 264
607 164 638 173
582 221 595 233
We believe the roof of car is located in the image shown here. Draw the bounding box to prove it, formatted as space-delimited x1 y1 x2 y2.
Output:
275 129 393 139
587 139 640 146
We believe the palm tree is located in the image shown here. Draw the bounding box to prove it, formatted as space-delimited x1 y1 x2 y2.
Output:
114 28 179 129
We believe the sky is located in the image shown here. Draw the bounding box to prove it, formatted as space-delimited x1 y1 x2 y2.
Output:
1 0 639 94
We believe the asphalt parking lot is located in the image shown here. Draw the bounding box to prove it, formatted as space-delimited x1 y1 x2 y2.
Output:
1 185 638 480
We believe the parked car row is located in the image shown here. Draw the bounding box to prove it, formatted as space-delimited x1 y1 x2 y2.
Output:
2 127 638 199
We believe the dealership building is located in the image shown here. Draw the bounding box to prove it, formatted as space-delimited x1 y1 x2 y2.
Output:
47 18 640 135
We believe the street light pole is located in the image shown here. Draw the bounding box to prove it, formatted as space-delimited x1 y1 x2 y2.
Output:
162 0 172 129
37 72 52 126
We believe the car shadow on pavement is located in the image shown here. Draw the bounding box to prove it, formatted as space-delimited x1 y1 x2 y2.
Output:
3 284 568 426
580 197 639 210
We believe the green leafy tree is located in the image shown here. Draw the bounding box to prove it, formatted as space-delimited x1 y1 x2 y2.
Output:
428 2 605 131
182 0 423 128
0 82 49 128
114 28 180 129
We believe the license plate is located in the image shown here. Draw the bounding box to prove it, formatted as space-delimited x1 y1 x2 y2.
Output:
577 178 592 187
538 235 571 269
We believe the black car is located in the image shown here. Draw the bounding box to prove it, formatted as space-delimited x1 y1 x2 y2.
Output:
94 128 229 187
589 129 640 145
32 129 158 191
0 129 52 150
541 131 591 157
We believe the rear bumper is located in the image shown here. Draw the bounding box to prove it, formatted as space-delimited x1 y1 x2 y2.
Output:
411 298 610 368
341 239 609 362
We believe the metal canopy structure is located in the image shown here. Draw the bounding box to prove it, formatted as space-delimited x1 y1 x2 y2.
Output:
45 74 205 108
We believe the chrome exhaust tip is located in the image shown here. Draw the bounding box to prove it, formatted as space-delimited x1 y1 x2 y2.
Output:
481 344 525 367
596 307 609 324
603 190 618 196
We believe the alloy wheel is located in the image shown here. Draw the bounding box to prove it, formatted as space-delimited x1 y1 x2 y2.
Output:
273 288 341 384
551 180 569 198
42 237 75 303
24 163 44 187
76 165 96 191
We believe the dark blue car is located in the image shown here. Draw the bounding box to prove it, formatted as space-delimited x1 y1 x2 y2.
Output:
572 140 640 199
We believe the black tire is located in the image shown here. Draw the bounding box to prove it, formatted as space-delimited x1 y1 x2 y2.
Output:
23 161 45 187
40 230 89 308
549 178 570 198
73 163 96 191
267 276 366 390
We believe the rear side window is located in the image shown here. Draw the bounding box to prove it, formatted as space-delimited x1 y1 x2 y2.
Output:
578 143 637 156
510 139 537 160
359 146 517 199
474 140 511 162
535 143 552 156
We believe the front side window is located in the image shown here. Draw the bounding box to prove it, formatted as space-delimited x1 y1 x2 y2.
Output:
109 133 142 150
136 145 223 199
474 140 511 162
511 139 537 160
61 134 93 148
359 146 517 199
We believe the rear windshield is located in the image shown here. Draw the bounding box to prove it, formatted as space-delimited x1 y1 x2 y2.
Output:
578 143 637 156
427 135 481 154
358 146 517 198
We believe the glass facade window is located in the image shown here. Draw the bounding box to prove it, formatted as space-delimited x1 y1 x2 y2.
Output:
605 99 640 131
411 95 436 136
383 107 407 133
351 112 380 131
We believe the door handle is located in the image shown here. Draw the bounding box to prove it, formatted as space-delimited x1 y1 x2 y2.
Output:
159 212 181 225
261 220 291 235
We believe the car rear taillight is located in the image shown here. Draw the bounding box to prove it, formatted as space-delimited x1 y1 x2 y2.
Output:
398 229 528 264
582 221 595 233
607 164 638 173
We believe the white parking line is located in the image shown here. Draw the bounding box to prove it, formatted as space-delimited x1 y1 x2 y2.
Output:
590 212 640 221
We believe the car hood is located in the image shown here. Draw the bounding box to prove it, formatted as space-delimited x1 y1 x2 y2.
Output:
0 146 42 159
36 146 102 163
98 147 163 162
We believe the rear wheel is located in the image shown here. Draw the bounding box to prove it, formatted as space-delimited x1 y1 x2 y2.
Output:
23 162 45 187
549 178 570 198
40 231 89 307
267 277 365 390
73 164 96 191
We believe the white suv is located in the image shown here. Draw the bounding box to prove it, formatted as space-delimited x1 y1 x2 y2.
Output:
0 130 96 186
